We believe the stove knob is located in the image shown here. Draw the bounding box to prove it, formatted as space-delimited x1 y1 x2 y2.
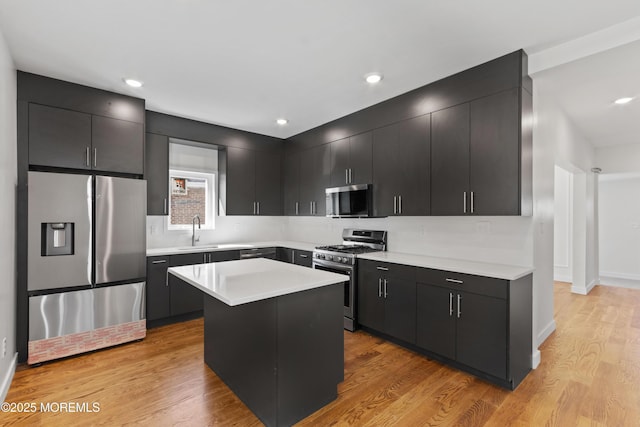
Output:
341 257 348 263
327 255 333 261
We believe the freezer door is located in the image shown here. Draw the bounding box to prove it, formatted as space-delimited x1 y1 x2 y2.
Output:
95 176 147 284
28 172 92 291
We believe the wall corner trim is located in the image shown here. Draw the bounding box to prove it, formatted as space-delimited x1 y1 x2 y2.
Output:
531 349 541 369
0 353 18 403
571 279 597 295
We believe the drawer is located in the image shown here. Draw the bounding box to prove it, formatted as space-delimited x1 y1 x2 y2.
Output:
358 260 415 281
293 250 312 267
416 267 507 300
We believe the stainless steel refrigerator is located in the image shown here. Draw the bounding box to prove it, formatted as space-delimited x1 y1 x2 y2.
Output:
27 171 147 364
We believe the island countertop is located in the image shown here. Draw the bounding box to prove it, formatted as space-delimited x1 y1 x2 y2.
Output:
168 258 349 306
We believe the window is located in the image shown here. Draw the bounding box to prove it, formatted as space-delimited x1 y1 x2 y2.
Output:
167 140 219 230
168 169 215 230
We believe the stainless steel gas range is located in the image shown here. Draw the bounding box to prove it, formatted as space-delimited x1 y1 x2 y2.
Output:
313 229 387 331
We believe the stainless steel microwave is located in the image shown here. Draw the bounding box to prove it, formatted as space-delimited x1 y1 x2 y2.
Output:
325 184 371 218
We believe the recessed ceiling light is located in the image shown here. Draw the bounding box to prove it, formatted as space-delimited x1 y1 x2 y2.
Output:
614 97 633 105
124 78 143 88
276 118 288 125
365 73 383 84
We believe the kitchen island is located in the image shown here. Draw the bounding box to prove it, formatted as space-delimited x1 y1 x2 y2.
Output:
168 258 349 427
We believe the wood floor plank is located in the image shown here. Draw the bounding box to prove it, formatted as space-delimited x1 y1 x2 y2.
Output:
3 282 640 426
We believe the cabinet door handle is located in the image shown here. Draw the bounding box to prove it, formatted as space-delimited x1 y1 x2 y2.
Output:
383 279 388 299
378 278 382 298
463 191 467 214
203 253 207 263
449 292 454 316
85 147 90 167
166 270 169 287
295 202 299 215
163 198 168 215
151 259 167 264
398 195 402 214
376 266 389 271
393 196 397 214
310 201 314 215
470 191 474 214
257 202 260 215
93 148 97 168
349 168 352 184
457 294 462 318
446 278 464 284
345 169 349 184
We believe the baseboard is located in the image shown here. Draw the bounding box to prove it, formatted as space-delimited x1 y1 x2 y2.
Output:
600 270 640 281
553 274 572 283
537 319 556 347
571 279 596 295
0 353 17 403
531 349 541 369
599 276 640 290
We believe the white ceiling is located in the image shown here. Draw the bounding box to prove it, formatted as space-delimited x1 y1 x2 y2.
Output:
0 1 639 140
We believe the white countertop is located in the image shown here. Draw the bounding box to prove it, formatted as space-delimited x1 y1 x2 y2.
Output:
168 258 349 306
358 252 533 281
147 240 317 257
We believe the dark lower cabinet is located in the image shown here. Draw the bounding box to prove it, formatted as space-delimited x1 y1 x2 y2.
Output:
357 260 416 344
293 250 312 267
146 256 171 321
276 247 293 263
415 268 532 389
169 253 206 316
146 250 241 325
358 259 532 389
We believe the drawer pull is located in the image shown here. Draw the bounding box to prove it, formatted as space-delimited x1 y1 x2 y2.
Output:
446 278 463 284
299 254 308 258
151 260 167 264
376 266 389 271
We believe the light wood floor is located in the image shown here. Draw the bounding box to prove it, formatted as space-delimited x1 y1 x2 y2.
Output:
3 282 640 426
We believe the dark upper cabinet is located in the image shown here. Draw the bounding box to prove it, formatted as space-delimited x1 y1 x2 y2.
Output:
431 103 470 215
226 147 256 215
469 88 520 215
28 103 144 175
329 132 372 187
283 151 301 216
28 103 92 170
432 88 522 216
91 115 144 174
255 150 282 215
145 133 169 215
299 144 330 216
226 147 282 216
146 256 171 322
372 115 430 216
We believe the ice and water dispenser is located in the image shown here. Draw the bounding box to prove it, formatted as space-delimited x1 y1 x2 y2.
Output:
41 222 74 256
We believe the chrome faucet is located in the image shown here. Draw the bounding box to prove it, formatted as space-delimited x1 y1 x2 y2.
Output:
192 214 201 246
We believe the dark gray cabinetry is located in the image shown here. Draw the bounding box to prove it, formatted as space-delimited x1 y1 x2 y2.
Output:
329 132 372 187
372 115 430 216
299 144 330 216
283 151 301 215
416 268 532 389
431 88 521 215
145 133 169 215
275 247 312 267
28 103 144 175
293 249 313 267
146 256 171 321
28 103 92 170
169 253 205 316
431 103 470 215
226 147 282 215
91 115 144 174
357 260 416 344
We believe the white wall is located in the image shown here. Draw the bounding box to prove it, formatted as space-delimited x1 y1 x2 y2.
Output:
530 71 597 358
0 25 17 403
596 144 640 174
553 166 573 282
598 175 640 285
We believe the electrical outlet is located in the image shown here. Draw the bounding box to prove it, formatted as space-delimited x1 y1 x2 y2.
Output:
2 337 6 359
